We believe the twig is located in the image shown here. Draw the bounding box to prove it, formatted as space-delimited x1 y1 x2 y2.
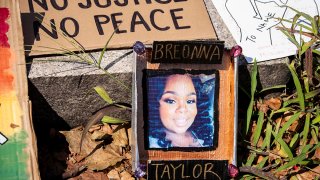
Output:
239 166 278 180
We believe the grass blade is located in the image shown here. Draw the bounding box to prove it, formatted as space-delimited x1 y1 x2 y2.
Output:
101 115 130 124
312 115 320 124
259 85 286 94
97 26 118 68
272 131 293 159
311 128 319 144
287 62 305 111
275 153 307 172
301 112 311 146
246 59 258 135
274 112 301 141
257 157 269 169
253 111 265 146
245 153 256 166
94 86 113 104
289 133 299 148
261 121 272 150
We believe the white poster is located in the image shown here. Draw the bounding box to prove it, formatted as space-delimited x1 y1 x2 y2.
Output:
212 0 319 62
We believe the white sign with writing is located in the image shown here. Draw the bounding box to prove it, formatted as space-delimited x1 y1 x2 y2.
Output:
212 0 319 62
20 0 216 56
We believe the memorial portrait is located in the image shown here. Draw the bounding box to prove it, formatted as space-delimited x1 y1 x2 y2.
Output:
145 69 218 150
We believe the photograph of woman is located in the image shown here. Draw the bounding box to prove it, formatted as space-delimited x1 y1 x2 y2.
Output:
146 69 217 149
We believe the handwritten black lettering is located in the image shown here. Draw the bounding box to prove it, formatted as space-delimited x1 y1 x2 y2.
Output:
114 0 128 6
155 0 171 4
111 13 127 33
246 35 256 42
34 19 58 40
131 11 151 32
28 0 48 12
150 9 170 31
94 0 111 8
51 0 68 10
60 17 79 37
78 0 91 9
94 15 110 35
170 8 191 30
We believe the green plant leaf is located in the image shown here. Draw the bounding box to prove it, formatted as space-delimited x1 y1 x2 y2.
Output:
312 49 320 55
276 154 306 172
246 59 258 135
283 89 320 107
287 62 305 111
97 27 118 68
261 121 272 150
269 107 293 119
274 112 301 141
280 29 300 48
253 111 265 146
245 153 256 166
283 5 314 22
289 133 300 148
259 85 286 94
311 128 319 144
277 18 313 32
272 131 293 159
301 38 317 55
291 14 301 31
257 157 269 169
101 115 130 124
94 86 113 104
301 112 311 146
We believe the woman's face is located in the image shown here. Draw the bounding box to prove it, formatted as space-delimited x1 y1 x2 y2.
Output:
159 74 197 134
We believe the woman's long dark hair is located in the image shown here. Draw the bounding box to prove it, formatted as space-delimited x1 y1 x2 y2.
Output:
147 72 215 148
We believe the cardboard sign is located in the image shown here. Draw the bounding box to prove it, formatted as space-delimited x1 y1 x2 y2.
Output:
19 0 217 56
0 1 39 179
148 160 228 180
151 41 224 64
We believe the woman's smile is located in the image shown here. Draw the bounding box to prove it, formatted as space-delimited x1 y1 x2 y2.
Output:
159 74 197 134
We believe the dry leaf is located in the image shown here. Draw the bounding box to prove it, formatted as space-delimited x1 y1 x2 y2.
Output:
127 128 132 146
107 169 120 179
61 128 124 171
88 124 102 133
120 171 134 180
257 101 269 113
90 130 110 141
84 144 124 171
102 124 114 134
295 166 320 180
265 97 282 110
69 171 108 180
314 147 320 160
60 129 100 155
112 128 128 147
